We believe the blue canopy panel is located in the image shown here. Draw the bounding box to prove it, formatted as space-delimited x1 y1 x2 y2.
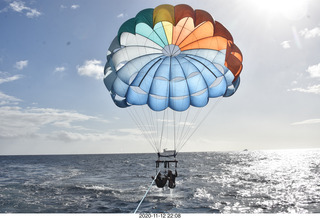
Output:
224 77 240 97
181 49 234 86
126 57 164 105
183 55 227 98
147 57 170 111
105 38 236 111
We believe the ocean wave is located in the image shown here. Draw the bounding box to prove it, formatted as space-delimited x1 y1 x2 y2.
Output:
71 184 120 194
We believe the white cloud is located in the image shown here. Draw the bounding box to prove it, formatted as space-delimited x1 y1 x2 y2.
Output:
77 59 104 79
26 8 41 18
291 119 320 125
0 91 22 105
0 106 103 138
299 27 320 39
49 128 142 142
54 66 66 72
60 4 80 10
291 80 298 85
14 60 28 70
71 5 80 10
117 13 124 18
9 1 25 12
9 1 41 18
0 72 23 84
49 131 112 142
0 72 23 105
288 84 320 95
280 40 291 49
306 63 320 79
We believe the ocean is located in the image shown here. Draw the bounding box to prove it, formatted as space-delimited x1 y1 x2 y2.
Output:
0 149 320 213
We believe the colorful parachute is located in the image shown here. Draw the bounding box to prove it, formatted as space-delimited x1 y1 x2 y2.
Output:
104 4 243 154
104 4 242 112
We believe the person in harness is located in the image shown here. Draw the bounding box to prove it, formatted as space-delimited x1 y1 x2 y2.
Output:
153 155 178 189
152 172 168 188
167 169 178 189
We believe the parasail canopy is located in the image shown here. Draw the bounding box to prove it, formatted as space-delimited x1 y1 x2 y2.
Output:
104 4 243 112
103 4 243 155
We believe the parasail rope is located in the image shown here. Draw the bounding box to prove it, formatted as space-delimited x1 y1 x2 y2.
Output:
179 106 204 149
173 110 176 152
177 96 223 153
134 170 161 214
127 108 158 153
176 106 191 148
159 109 166 152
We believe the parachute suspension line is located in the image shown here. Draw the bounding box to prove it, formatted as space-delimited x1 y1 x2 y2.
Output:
127 110 149 145
173 109 177 152
127 108 158 153
178 97 223 152
179 104 210 150
176 108 191 150
141 105 153 141
173 56 208 152
134 169 161 214
165 109 169 149
175 109 184 151
143 105 160 151
115 72 159 150
181 106 204 145
147 107 158 149
178 62 208 149
138 107 158 150
159 109 166 152
131 106 158 152
174 107 203 153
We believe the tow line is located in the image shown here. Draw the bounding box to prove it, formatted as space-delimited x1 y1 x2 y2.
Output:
134 170 161 214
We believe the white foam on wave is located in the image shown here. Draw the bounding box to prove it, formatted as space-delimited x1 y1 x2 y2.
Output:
193 187 214 201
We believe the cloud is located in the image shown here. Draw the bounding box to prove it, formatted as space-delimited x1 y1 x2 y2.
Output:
0 72 23 105
71 5 80 10
0 72 23 84
291 119 320 125
54 66 65 72
49 131 112 142
0 106 103 138
49 128 142 143
288 84 320 95
77 59 104 79
9 1 42 18
289 63 320 95
117 13 124 18
0 91 22 105
299 27 320 39
280 40 291 49
306 63 320 79
14 60 28 70
60 4 80 10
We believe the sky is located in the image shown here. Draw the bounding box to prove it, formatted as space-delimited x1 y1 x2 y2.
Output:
0 0 319 155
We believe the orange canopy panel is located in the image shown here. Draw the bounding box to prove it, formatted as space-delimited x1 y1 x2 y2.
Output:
178 21 214 48
172 17 195 45
180 36 228 51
